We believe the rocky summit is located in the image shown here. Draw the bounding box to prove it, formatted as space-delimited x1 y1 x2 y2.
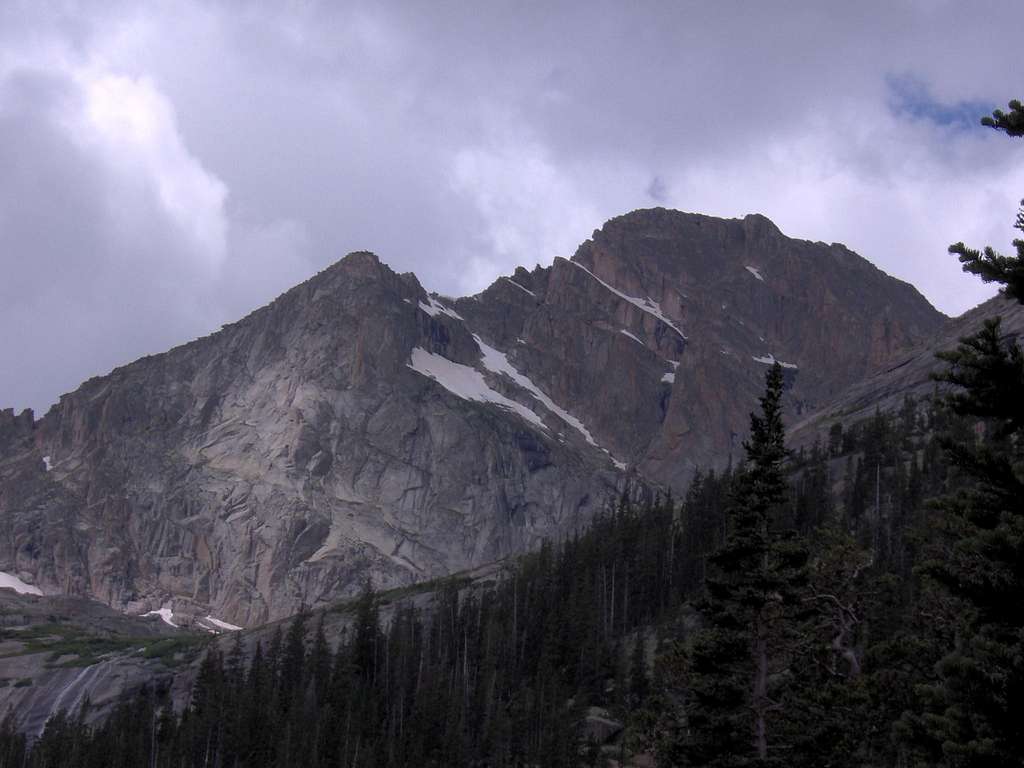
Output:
0 208 946 627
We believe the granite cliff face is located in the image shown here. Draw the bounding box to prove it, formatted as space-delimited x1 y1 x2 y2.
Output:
0 208 945 625
454 209 943 484
0 252 623 627
789 294 1024 448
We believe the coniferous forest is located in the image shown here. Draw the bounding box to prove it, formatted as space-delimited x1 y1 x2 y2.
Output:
2 104 1022 768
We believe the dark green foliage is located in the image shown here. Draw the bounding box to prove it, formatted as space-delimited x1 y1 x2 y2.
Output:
899 338 1024 766
948 201 1024 301
981 99 1024 137
935 318 1024 438
949 101 1024 300
651 388 979 768
783 526 874 767
667 364 809 766
895 97 1024 768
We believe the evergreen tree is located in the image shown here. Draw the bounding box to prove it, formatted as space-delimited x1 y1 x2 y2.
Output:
784 526 874 767
899 97 1024 767
666 363 808 766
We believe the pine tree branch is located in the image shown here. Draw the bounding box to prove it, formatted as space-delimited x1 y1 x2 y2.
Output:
981 99 1024 137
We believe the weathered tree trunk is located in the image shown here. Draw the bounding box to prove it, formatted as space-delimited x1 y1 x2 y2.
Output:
753 616 768 761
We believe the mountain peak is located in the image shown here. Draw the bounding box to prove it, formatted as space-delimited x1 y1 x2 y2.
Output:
587 207 783 239
312 250 387 284
741 212 782 237
0 206 951 628
337 249 381 269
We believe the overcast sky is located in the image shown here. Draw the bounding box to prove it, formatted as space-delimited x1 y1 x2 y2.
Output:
2 1 1022 415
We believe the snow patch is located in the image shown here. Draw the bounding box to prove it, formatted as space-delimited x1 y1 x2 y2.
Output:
567 260 687 340
503 277 536 297
204 615 243 631
619 329 645 346
473 335 627 471
418 296 464 321
42 456 52 472
745 265 765 282
661 357 679 383
407 348 545 429
143 605 178 628
752 353 798 369
0 572 43 596
474 336 589 437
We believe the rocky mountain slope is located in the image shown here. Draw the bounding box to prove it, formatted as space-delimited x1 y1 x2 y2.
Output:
0 565 502 735
0 590 192 735
454 209 943 486
789 293 1024 447
0 208 945 627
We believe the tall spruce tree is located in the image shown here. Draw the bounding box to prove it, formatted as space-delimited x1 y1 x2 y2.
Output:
784 526 874 767
897 98 1024 767
665 363 808 767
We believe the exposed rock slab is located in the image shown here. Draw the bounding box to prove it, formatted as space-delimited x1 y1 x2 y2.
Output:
790 294 1024 447
0 591 192 735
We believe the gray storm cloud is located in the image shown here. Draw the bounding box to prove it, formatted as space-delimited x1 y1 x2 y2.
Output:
1 0 1022 414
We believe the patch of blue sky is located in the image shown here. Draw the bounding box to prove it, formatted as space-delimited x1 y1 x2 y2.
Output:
886 74 992 133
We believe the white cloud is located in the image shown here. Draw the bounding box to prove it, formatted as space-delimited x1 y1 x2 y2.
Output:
0 52 231 412
1 0 1023 414
77 72 228 272
449 133 601 292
